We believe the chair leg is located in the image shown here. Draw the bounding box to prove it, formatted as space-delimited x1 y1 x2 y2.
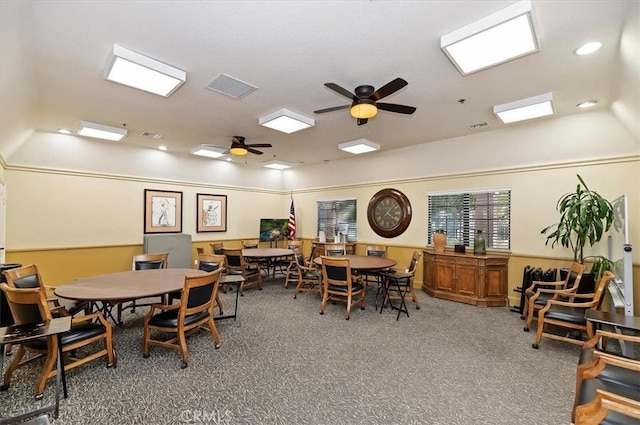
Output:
215 294 223 316
345 294 352 320
1 344 26 391
207 315 221 349
533 310 545 349
407 285 420 309
36 337 58 399
320 291 329 314
178 330 189 369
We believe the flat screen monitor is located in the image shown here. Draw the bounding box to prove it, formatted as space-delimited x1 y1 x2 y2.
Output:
259 218 289 242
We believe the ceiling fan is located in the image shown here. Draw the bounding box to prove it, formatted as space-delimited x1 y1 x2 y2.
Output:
313 77 417 125
229 136 272 156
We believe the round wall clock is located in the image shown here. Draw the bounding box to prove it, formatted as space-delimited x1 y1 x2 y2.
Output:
367 188 412 238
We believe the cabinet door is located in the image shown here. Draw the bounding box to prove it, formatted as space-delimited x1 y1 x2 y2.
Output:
456 264 478 296
485 265 506 297
435 263 455 293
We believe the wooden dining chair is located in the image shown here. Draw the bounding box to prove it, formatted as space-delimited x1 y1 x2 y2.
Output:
223 248 262 295
324 244 347 256
142 269 222 369
363 245 388 286
195 254 226 315
292 251 321 298
2 264 90 318
523 262 585 332
0 283 115 398
284 245 303 288
319 256 365 320
210 242 224 255
117 252 169 323
532 271 613 349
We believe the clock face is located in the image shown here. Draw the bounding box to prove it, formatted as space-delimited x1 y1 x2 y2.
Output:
367 189 412 238
373 196 402 230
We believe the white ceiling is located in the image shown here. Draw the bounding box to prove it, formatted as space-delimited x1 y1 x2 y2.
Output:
4 0 635 167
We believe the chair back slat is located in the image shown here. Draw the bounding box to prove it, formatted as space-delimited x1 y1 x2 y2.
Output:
182 269 221 311
0 283 49 325
132 253 168 270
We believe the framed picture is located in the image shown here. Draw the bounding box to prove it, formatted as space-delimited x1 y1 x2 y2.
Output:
144 189 183 234
197 193 227 232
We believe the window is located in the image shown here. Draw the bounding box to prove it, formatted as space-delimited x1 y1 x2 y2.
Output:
317 199 357 241
427 189 511 250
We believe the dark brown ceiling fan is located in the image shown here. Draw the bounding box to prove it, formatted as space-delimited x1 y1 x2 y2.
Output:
229 136 272 156
313 77 416 125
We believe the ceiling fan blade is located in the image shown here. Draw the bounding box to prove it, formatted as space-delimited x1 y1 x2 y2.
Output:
247 147 264 155
247 143 272 148
357 118 368 126
313 105 350 114
377 102 417 115
370 78 408 101
324 83 357 101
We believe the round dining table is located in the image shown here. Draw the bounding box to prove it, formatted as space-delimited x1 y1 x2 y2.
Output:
313 254 397 271
55 268 206 303
242 248 295 279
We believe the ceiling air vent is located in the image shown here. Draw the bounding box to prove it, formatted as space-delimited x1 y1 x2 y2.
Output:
468 122 489 130
141 131 162 139
206 73 258 99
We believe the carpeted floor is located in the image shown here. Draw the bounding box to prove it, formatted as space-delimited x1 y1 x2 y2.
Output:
1 277 584 424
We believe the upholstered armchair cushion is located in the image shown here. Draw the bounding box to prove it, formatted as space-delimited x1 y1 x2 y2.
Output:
148 309 210 328
24 322 107 350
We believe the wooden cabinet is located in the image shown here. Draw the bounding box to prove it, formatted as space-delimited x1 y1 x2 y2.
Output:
311 241 356 259
422 250 508 307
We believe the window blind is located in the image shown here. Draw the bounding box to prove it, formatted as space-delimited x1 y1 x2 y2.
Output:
317 199 357 241
427 190 511 250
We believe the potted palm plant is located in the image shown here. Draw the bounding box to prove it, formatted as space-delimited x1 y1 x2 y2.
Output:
541 174 614 287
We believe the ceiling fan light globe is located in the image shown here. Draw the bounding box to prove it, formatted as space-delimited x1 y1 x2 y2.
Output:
229 147 248 156
350 102 377 119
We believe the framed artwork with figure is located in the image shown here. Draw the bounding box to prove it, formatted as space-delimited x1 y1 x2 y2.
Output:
144 189 183 234
197 193 227 232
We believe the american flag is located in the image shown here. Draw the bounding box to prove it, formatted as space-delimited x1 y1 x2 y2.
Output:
288 199 296 240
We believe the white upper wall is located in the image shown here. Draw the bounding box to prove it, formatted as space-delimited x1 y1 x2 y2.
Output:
611 0 640 140
0 1 36 159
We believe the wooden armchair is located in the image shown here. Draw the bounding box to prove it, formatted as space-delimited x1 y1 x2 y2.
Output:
284 244 303 289
117 252 169 323
319 256 365 320
532 271 613 349
523 262 584 332
210 242 224 255
223 248 262 295
195 254 226 315
380 251 422 313
142 269 222 369
292 251 321 299
572 330 640 424
0 283 115 399
323 244 347 256
2 264 89 318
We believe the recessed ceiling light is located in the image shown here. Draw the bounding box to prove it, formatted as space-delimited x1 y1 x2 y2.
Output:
105 44 186 97
577 101 598 109
575 42 602 56
158 145 168 151
57 129 73 134
77 121 128 141
441 0 538 75
338 138 380 154
262 160 293 170
259 109 315 134
190 144 227 159
493 92 555 124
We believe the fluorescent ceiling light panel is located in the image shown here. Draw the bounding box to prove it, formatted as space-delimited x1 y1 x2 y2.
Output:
259 109 315 134
78 121 127 141
338 138 380 155
441 0 538 75
105 44 186 97
190 145 227 159
262 160 293 170
493 92 554 124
